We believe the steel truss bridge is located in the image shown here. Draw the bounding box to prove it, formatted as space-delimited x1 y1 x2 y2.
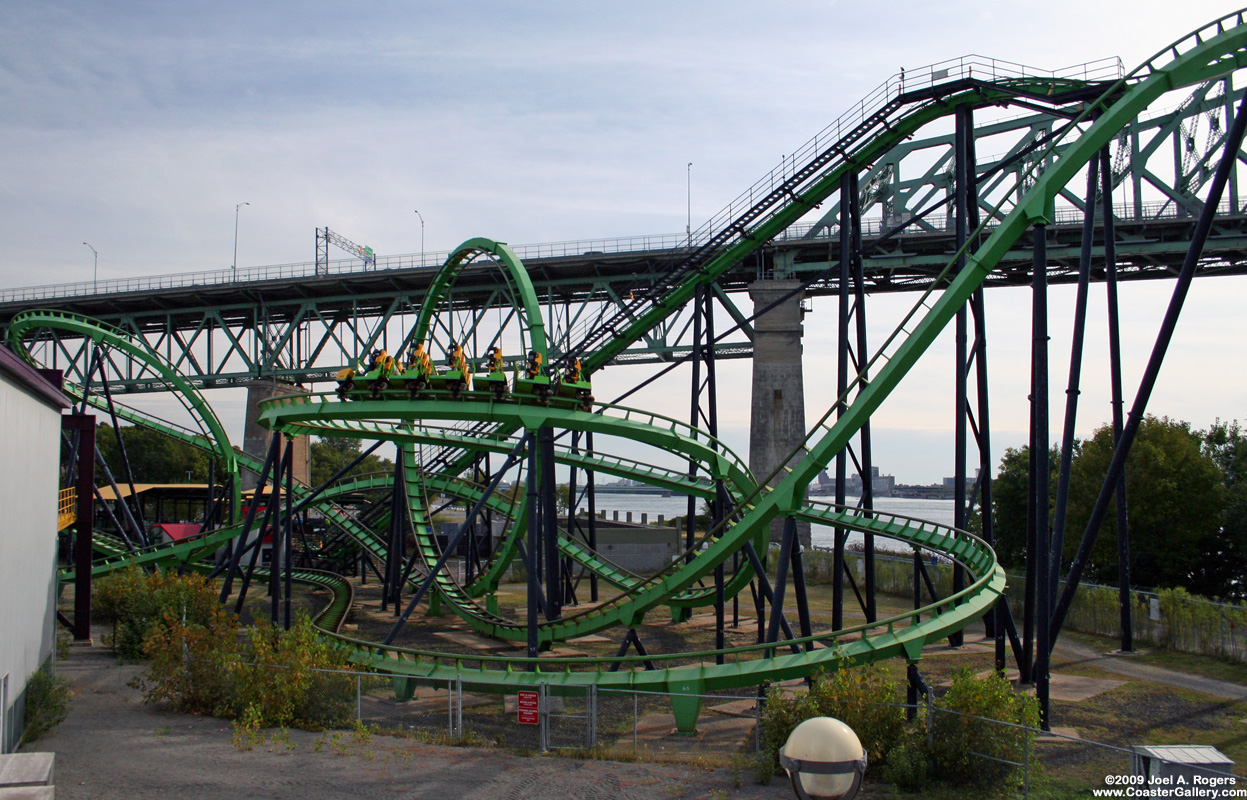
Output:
4 52 1247 392
14 13 1247 734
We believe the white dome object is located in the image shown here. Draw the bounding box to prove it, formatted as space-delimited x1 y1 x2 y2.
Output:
779 716 868 800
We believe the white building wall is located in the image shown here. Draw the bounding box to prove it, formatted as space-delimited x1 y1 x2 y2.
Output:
0 375 61 752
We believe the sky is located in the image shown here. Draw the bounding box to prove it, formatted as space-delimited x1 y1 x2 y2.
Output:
2 1 1245 484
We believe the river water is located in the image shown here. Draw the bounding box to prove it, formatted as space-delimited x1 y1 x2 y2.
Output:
589 493 957 552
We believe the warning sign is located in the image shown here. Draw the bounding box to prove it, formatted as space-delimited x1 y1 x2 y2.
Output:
517 690 539 725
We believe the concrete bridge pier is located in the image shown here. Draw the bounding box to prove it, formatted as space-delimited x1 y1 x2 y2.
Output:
747 278 811 547
242 380 311 490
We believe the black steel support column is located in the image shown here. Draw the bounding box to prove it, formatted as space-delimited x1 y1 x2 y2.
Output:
64 415 96 641
98 371 146 545
93 448 144 552
950 103 973 647
833 172 851 630
382 452 404 612
906 664 928 723
790 534 814 650
971 287 1004 671
912 549 922 623
851 179 877 624
1052 90 1247 648
526 436 541 661
1102 146 1133 653
540 427 560 621
235 436 288 615
586 431 598 602
1032 224 1053 729
684 277 727 651
566 432 581 601
701 285 728 660
765 518 797 653
741 541 800 649
284 436 294 630
219 432 280 601
270 438 292 627
686 283 705 564
1052 157 1099 610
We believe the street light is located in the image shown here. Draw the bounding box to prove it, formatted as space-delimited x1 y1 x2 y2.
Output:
780 717 866 799
233 202 250 271
413 209 425 267
686 162 693 242
82 242 98 292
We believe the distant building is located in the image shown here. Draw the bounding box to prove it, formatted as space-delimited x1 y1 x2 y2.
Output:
942 469 981 492
814 466 894 497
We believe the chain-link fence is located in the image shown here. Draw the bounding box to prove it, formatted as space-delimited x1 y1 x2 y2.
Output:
805 547 1247 662
292 666 763 758
263 665 1246 796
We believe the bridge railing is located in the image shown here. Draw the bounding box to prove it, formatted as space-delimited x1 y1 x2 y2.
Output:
779 197 1228 244
0 193 1232 308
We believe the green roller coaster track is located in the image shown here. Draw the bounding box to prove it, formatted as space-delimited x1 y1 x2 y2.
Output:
406 238 547 362
7 309 242 521
11 11 1247 707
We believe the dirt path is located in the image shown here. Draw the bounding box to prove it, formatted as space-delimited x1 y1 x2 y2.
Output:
20 642 798 800
1052 638 1247 701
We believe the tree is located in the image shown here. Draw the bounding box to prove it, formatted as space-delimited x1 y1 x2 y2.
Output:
94 423 215 484
1067 416 1224 592
987 444 1059 571
1199 419 1247 599
991 416 1230 594
309 437 393 487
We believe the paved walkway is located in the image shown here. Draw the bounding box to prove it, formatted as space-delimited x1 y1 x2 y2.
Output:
1052 638 1247 701
21 643 796 800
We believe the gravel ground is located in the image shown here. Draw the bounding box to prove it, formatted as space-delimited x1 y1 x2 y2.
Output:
20 640 803 800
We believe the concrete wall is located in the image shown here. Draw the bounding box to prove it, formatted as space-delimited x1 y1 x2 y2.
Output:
747 279 812 546
593 525 679 573
0 374 61 752
242 380 310 490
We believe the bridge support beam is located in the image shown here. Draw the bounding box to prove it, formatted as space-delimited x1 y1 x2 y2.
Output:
747 279 810 546
243 380 310 490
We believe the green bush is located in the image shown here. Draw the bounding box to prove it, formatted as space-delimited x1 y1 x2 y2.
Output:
20 663 71 745
759 665 1038 793
805 664 905 768
95 567 223 659
233 616 358 727
927 668 1040 789
100 567 360 727
758 665 905 779
136 608 357 728
759 682 812 778
136 601 240 717
878 734 928 791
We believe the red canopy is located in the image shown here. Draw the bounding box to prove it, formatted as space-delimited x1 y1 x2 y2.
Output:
151 523 202 541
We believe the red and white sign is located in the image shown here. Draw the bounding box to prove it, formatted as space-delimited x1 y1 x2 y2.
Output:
517 690 539 725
